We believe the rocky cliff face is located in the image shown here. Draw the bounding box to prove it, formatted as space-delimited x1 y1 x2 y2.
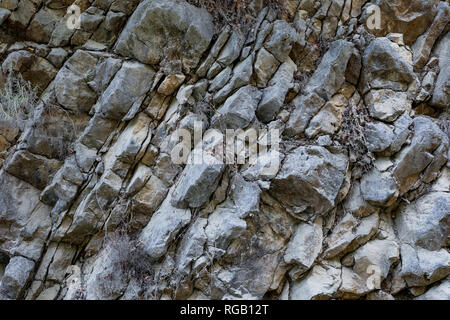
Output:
0 0 448 300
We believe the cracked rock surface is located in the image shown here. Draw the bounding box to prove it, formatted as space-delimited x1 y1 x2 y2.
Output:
0 0 449 300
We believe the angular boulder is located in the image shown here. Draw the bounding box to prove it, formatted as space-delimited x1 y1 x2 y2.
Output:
412 2 449 70
98 61 155 120
256 58 296 123
264 20 299 62
365 89 411 122
290 263 341 300
393 116 449 194
284 220 323 275
0 256 34 299
395 192 450 251
304 39 355 100
285 40 355 137
371 0 438 45
211 85 262 130
140 189 191 261
360 169 399 207
53 51 99 113
115 0 214 73
431 30 450 108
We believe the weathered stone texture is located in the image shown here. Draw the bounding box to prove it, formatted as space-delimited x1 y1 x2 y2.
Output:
0 0 448 301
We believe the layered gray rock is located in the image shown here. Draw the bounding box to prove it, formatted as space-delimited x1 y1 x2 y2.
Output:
140 189 191 261
400 245 450 287
171 154 225 209
0 256 35 299
284 220 323 276
98 61 155 120
285 40 355 136
53 51 99 113
392 116 449 194
370 0 438 45
211 85 262 130
365 90 411 122
290 262 341 300
254 48 280 88
416 279 450 300
324 213 379 259
256 58 296 123
264 20 299 62
396 192 450 251
430 30 450 108
412 2 449 70
360 169 399 207
0 0 449 302
304 39 355 100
